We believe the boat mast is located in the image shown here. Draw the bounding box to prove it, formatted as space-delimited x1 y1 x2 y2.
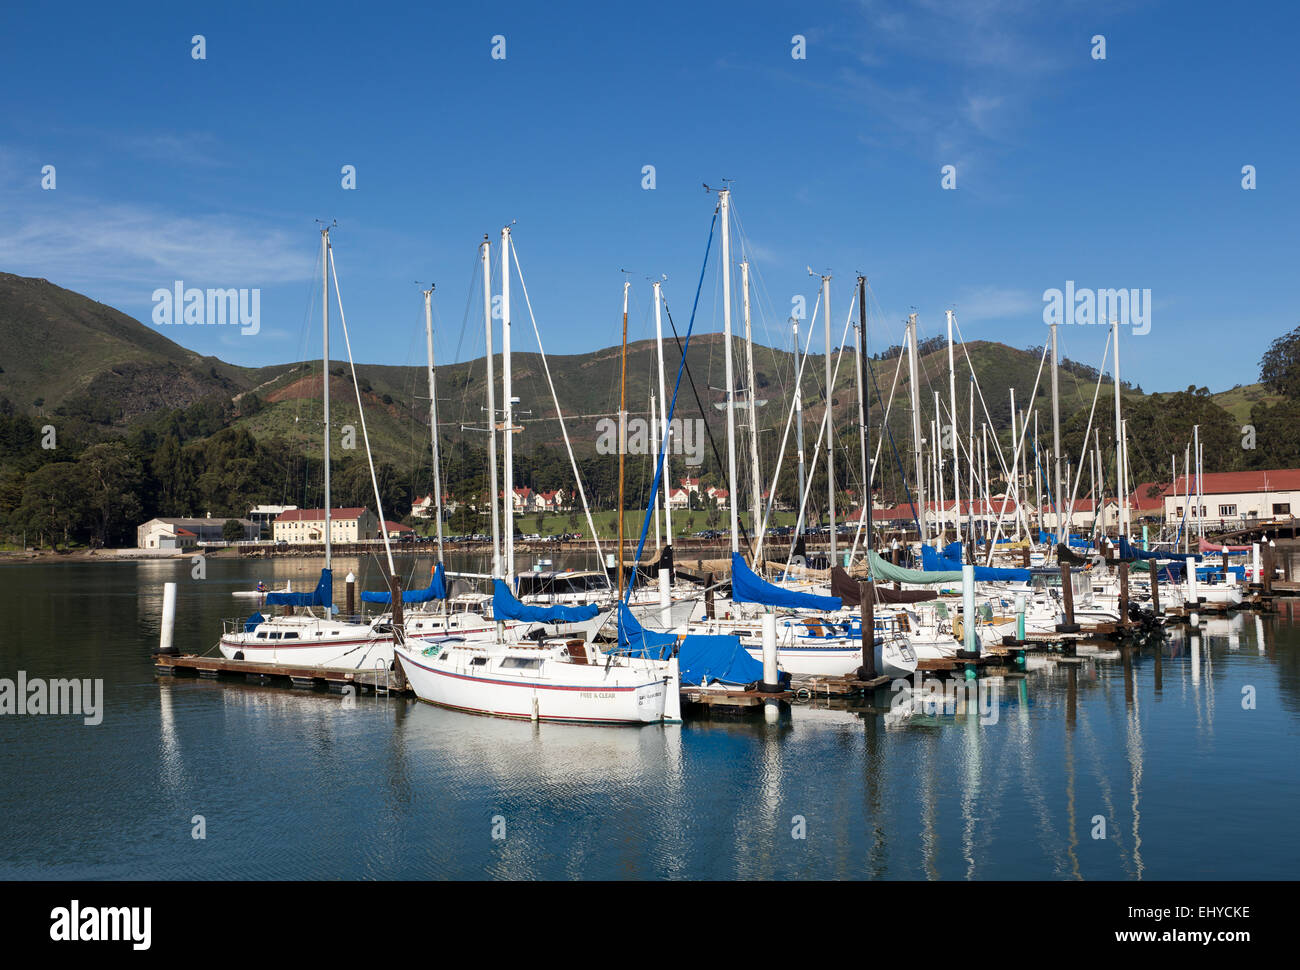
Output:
1112 315 1128 538
501 225 515 583
906 313 926 542
1193 423 1202 540
857 276 871 556
793 316 807 543
934 392 945 544
742 260 764 561
481 236 502 580
822 272 835 563
320 226 333 572
719 189 740 555
423 285 444 562
1050 319 1063 545
618 281 629 599
1009 388 1018 539
946 309 960 550
653 280 672 552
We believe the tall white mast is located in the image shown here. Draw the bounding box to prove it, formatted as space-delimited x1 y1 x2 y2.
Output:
793 317 807 540
853 289 869 526
720 189 740 554
651 392 660 549
906 313 926 541
501 225 515 580
822 272 835 561
934 393 945 544
1009 389 1019 539
741 260 763 557
1113 316 1128 538
481 237 501 579
653 280 672 549
321 227 332 571
423 286 445 562
1050 319 1064 544
946 309 960 550
1193 423 1202 539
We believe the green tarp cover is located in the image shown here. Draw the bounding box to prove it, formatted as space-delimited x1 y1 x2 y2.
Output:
868 551 963 585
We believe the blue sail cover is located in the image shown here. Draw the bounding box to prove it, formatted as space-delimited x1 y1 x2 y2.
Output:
1117 535 1192 562
730 553 841 611
617 602 678 653
492 579 600 623
243 612 264 632
920 545 1032 583
264 568 333 607
360 563 448 604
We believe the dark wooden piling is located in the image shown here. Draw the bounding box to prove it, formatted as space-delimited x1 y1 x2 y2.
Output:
345 574 356 621
1263 544 1274 595
1149 559 1161 615
389 575 406 690
1057 563 1079 633
704 572 715 619
858 580 877 681
1118 561 1130 631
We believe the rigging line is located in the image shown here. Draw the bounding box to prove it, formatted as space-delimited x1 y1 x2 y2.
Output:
509 236 607 571
782 296 856 576
867 337 924 541
622 210 719 608
1061 328 1114 530
755 291 819 564
982 342 1052 557
663 289 756 555
328 243 397 578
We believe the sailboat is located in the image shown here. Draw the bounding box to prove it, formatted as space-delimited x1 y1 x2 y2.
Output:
219 226 395 669
395 229 681 723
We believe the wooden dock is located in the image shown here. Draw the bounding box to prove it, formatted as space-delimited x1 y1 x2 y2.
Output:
155 653 409 695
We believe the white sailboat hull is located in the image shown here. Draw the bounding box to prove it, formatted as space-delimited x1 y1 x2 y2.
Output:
395 641 681 724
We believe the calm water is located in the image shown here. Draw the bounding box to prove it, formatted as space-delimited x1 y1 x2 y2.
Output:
1 554 1298 880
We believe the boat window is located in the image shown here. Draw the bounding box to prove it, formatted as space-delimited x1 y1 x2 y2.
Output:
501 657 542 670
256 632 267 639
267 632 281 640
469 657 488 666
283 633 299 640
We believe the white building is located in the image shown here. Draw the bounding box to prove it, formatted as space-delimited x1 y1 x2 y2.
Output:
137 516 257 549
273 507 381 544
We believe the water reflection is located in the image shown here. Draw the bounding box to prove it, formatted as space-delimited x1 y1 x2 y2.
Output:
0 557 1297 878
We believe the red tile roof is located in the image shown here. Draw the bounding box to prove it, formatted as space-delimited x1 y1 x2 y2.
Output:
277 507 369 522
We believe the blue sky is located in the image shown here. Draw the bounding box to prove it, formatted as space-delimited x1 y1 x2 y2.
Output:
2 0 1296 392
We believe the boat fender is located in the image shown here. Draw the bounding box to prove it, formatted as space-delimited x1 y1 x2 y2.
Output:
233 651 245 660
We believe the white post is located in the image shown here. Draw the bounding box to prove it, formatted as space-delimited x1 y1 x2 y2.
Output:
501 225 515 582
658 565 672 630
159 582 177 655
1253 542 1261 585
962 563 976 653
761 609 779 690
1186 555 1199 606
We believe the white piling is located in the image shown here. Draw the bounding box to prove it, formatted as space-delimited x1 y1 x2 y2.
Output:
1185 556 1198 606
158 582 177 655
962 563 976 653
761 610 779 691
658 568 672 630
